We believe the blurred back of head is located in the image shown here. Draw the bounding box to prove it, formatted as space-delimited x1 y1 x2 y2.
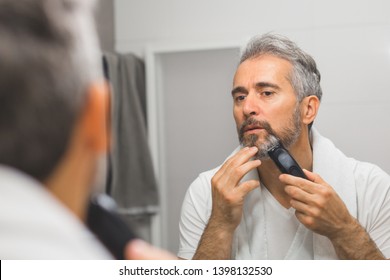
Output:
0 0 102 181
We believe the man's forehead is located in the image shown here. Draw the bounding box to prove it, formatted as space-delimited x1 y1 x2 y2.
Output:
233 55 293 85
237 54 293 71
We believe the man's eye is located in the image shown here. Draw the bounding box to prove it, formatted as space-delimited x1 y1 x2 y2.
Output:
235 95 246 101
262 91 274 97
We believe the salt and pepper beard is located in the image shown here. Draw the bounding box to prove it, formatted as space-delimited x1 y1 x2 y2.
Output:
238 104 302 160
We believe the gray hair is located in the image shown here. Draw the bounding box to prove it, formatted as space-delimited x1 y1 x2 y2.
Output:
240 33 322 102
0 0 102 180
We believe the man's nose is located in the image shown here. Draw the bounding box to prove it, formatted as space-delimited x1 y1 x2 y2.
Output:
243 93 260 117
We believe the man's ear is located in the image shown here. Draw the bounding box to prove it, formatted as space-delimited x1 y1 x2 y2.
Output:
79 81 110 154
301 95 320 125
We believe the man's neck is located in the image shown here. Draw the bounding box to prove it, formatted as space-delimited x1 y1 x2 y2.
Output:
44 139 97 222
258 131 313 208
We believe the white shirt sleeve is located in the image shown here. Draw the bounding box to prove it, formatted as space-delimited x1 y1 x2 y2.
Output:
355 162 390 258
178 174 213 259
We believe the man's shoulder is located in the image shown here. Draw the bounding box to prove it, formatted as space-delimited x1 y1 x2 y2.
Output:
198 165 221 180
0 166 112 259
187 147 241 195
352 159 390 185
187 165 221 195
194 146 241 184
312 128 390 181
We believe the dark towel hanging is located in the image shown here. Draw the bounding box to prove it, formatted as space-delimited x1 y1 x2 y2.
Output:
103 52 159 216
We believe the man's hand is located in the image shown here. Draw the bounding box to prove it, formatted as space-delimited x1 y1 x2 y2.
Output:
210 146 261 231
193 146 261 259
280 169 353 238
280 169 385 259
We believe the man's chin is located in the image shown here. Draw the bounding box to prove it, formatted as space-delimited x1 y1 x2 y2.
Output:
254 143 272 160
240 139 272 160
241 134 267 148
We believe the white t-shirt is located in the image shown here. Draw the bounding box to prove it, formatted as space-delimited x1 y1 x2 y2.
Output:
178 128 390 259
262 187 313 259
0 166 112 259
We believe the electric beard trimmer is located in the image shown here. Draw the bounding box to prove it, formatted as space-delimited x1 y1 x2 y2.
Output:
267 135 307 179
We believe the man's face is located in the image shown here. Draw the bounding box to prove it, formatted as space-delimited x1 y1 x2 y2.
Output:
232 55 302 159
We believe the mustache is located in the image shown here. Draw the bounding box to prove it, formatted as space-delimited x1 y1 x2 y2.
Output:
238 118 276 138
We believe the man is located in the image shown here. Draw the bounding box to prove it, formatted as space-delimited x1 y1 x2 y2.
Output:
0 0 175 260
178 34 390 260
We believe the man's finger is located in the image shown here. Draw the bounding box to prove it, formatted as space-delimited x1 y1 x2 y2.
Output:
279 173 316 194
303 169 325 185
285 185 313 204
214 146 259 182
238 179 260 195
231 159 261 183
